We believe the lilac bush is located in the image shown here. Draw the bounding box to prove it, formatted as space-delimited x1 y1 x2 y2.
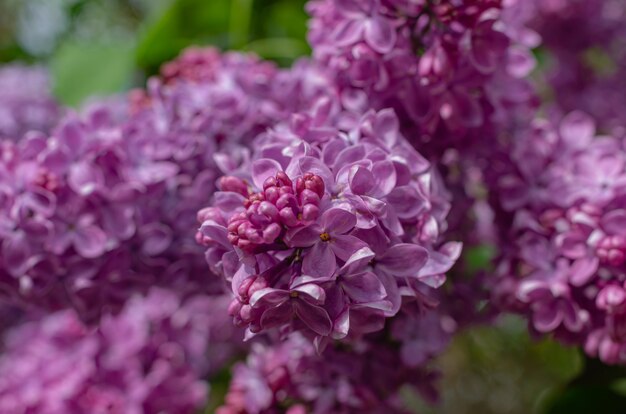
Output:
3 0 626 412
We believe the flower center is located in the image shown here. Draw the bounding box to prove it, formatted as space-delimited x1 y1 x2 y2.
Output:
290 291 299 298
319 232 331 242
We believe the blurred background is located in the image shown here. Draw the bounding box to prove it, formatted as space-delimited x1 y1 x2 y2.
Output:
0 0 310 106
1 1 623 413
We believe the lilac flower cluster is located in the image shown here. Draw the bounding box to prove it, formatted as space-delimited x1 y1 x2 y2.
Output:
491 111 626 364
0 64 61 141
306 0 538 154
217 333 438 414
0 48 330 318
198 102 460 343
0 288 222 414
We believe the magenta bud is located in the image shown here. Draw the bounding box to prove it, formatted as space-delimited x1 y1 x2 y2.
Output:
264 186 280 203
275 171 293 187
301 204 320 221
259 201 279 220
228 299 242 316
238 277 255 299
302 172 325 198
276 193 297 210
263 223 282 243
239 304 253 322
299 189 320 206
263 175 277 190
219 175 248 196
279 207 298 227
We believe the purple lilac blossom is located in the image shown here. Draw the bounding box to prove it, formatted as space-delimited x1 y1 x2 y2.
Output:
0 48 332 320
306 0 538 156
216 332 439 414
197 101 460 344
0 64 61 141
0 288 228 414
489 111 626 364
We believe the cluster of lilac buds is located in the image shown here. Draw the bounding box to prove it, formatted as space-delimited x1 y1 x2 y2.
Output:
224 171 325 253
198 104 460 343
0 288 219 414
492 111 626 364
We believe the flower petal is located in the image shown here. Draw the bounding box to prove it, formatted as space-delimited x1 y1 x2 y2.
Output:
341 271 386 303
284 224 322 248
251 158 282 190
74 225 108 258
294 301 332 336
364 17 396 54
322 208 357 235
348 166 375 195
260 302 294 329
303 242 336 278
331 235 368 261
378 243 429 277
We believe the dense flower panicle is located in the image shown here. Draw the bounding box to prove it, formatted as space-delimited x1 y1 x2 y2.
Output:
490 111 626 364
306 0 538 155
517 0 626 133
0 48 336 318
0 64 61 140
198 104 460 343
216 333 438 414
0 288 232 414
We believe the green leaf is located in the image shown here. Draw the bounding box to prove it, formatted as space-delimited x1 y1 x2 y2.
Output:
51 41 135 107
464 244 496 273
135 0 231 75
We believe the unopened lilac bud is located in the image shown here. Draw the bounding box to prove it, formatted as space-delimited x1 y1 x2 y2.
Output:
280 207 299 227
301 204 320 221
297 172 325 199
263 223 282 243
597 285 626 313
259 201 280 221
219 176 248 196
597 235 626 267
275 171 293 188
299 188 321 206
228 298 243 317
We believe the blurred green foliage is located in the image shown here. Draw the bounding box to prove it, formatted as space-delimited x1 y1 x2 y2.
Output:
51 41 135 106
0 0 308 106
135 0 309 74
405 316 583 414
